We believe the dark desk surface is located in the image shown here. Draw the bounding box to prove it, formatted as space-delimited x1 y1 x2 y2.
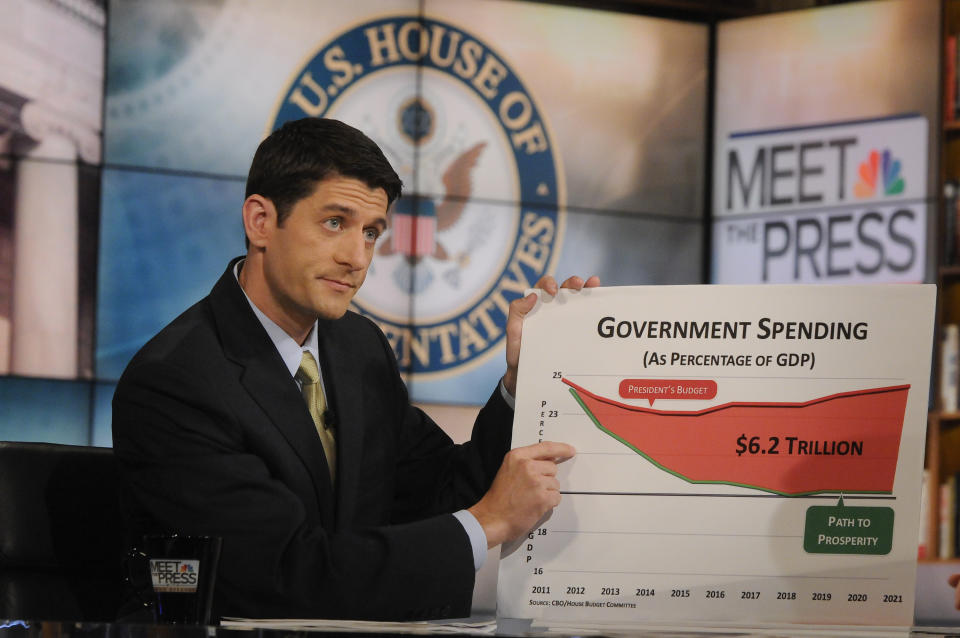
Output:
2 619 960 638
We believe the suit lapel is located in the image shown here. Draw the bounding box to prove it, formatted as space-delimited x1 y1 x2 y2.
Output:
316 317 365 530
208 259 335 524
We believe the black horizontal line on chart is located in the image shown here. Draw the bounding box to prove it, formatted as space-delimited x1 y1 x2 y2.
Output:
563 420 902 427
546 570 888 581
571 451 706 455
549 530 803 539
567 452 874 459
560 491 895 500
565 375 906 381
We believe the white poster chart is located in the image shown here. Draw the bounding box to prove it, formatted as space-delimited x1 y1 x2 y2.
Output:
496 284 935 629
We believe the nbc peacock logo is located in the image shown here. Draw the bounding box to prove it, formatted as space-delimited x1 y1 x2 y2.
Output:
853 149 905 198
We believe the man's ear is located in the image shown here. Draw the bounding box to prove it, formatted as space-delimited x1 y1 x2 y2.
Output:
242 195 275 249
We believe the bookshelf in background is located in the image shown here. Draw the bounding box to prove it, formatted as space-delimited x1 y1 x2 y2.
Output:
927 0 960 564
925 410 960 560
927 268 960 561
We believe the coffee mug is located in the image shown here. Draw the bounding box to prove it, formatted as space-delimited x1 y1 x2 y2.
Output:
142 534 222 625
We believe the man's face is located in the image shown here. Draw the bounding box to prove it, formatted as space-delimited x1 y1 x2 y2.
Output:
261 176 388 324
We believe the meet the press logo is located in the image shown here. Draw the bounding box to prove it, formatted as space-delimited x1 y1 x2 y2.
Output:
717 114 926 283
150 559 200 593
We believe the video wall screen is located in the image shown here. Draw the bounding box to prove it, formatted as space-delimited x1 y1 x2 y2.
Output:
0 0 104 444
0 0 104 380
711 0 940 285
1 0 707 445
96 0 708 405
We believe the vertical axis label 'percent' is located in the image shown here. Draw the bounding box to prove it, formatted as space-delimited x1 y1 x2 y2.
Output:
564 379 909 496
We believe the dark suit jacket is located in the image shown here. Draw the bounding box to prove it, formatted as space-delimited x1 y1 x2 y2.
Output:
112 259 513 621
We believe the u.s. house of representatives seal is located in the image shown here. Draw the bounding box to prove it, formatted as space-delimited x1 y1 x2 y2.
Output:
270 15 565 378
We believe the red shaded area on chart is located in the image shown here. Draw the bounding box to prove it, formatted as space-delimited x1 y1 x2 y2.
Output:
564 379 909 495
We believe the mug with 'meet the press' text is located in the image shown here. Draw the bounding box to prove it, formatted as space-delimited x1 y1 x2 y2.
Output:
142 534 222 625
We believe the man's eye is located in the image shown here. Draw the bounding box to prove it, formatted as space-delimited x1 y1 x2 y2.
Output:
364 228 381 243
323 218 342 231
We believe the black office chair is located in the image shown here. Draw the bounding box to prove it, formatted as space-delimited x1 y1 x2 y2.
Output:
0 441 124 621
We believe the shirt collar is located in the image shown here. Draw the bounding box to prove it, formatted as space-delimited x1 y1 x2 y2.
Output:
233 259 320 380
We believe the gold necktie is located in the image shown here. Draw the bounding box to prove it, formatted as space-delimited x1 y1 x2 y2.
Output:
296 351 336 482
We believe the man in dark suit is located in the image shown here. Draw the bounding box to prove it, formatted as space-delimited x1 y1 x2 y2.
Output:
112 117 597 621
